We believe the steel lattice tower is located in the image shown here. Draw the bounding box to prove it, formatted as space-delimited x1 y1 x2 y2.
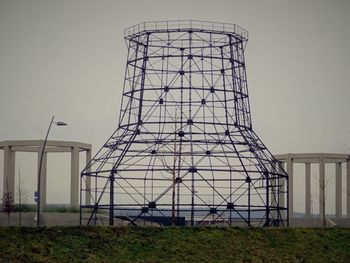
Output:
81 20 288 227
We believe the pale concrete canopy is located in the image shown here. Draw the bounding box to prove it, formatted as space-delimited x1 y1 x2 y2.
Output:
275 153 350 219
0 140 92 209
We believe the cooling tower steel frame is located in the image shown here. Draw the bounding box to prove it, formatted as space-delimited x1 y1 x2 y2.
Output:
80 20 288 227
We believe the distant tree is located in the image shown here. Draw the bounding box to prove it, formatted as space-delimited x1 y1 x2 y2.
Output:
2 180 14 225
160 135 180 226
16 167 29 226
321 175 331 227
160 110 186 226
314 173 332 227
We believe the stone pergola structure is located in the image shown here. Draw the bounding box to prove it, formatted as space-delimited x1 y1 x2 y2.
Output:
0 140 92 209
275 153 350 219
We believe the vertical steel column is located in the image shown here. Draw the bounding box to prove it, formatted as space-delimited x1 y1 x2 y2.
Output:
136 33 150 124
266 171 270 226
109 172 115 226
187 32 195 227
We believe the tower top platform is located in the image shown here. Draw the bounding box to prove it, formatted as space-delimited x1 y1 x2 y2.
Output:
124 20 248 41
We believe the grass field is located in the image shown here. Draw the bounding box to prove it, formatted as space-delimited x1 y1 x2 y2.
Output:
0 226 349 262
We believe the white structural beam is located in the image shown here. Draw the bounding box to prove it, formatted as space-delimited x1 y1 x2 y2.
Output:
278 158 348 164
335 162 342 218
275 153 348 161
85 150 92 206
270 162 277 220
70 147 80 208
286 157 293 218
0 140 91 151
11 146 74 153
278 162 285 220
305 163 311 218
270 163 276 205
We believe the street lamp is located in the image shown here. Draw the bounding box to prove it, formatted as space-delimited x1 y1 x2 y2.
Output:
36 115 67 226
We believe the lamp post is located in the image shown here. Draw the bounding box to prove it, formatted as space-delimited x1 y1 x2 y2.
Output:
36 115 67 226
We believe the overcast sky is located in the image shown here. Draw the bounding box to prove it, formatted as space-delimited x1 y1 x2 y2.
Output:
1 0 349 212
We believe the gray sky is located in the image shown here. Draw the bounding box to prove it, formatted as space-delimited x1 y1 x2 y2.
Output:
1 0 350 212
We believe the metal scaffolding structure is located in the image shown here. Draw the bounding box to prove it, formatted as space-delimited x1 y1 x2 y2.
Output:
80 20 288 227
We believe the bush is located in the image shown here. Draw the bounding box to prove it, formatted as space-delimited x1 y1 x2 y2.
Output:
13 204 36 212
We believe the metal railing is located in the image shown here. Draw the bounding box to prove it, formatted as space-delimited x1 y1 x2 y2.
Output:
124 20 248 40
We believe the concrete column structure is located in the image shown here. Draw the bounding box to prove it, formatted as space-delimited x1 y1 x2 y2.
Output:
270 163 276 206
275 153 350 220
270 162 277 221
3 146 15 199
85 150 92 206
70 146 80 208
305 163 311 218
278 162 285 209
335 162 342 218
286 157 293 219
0 140 91 209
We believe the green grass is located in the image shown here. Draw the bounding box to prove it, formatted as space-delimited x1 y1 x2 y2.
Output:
12 204 80 213
0 226 349 262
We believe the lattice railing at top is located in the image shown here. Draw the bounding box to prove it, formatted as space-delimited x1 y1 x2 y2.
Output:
124 20 248 41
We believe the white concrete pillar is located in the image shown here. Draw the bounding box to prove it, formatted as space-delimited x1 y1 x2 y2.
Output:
335 162 342 218
287 157 293 218
270 163 276 206
278 162 285 208
85 150 92 206
70 146 79 208
3 146 15 200
319 157 325 217
270 162 277 221
305 162 311 218
347 158 350 218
